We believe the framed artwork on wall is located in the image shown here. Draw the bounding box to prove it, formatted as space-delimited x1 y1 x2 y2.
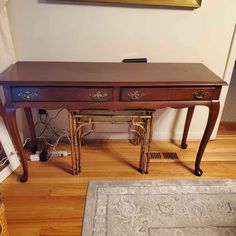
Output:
57 0 202 7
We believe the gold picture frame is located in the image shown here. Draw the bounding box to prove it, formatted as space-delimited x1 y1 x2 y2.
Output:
60 0 202 7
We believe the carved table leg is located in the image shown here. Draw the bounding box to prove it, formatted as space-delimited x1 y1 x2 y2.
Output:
181 106 195 149
24 107 37 153
5 107 28 182
0 99 8 127
195 101 220 176
69 111 76 175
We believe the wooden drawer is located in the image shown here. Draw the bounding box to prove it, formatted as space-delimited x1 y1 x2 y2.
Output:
120 87 221 101
11 87 113 102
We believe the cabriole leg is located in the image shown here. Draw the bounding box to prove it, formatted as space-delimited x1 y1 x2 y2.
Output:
24 107 37 153
5 107 28 182
181 106 195 149
195 101 220 176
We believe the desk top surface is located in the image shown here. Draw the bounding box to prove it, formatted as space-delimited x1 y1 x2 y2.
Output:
0 62 226 86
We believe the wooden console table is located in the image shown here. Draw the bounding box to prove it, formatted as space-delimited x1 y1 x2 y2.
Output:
0 62 227 182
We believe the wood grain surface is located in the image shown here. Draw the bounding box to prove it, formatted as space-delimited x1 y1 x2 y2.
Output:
0 136 236 235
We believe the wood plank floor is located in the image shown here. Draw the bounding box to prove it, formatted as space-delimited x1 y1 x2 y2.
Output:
218 121 236 135
1 136 236 235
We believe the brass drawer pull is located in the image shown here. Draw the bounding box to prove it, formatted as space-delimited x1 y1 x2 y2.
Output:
192 91 208 99
89 90 108 100
17 91 39 100
127 90 145 100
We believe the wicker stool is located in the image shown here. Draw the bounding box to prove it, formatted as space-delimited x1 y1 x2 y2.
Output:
0 201 9 236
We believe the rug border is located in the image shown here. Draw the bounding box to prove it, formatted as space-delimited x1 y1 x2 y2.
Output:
81 179 236 236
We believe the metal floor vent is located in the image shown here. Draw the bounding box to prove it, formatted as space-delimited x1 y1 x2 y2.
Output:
163 152 178 160
150 152 179 161
150 152 162 159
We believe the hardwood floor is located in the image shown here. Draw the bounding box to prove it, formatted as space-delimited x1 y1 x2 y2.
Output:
1 136 236 235
218 121 236 135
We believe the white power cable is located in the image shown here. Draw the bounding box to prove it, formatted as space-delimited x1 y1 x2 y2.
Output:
0 152 16 167
0 157 9 167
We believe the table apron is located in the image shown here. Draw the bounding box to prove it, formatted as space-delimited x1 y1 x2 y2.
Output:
9 100 214 110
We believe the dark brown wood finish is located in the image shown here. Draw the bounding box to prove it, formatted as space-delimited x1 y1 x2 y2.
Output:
0 62 227 182
24 108 37 153
195 101 220 176
0 98 3 116
0 62 225 85
4 107 28 182
181 106 195 149
121 87 220 101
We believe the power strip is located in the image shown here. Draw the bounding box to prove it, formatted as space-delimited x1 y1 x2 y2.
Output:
30 153 40 161
29 151 70 161
51 151 69 157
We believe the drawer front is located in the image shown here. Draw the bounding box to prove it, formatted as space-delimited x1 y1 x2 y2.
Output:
121 87 221 101
11 87 113 102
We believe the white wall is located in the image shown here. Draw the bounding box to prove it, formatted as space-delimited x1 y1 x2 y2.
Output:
0 3 20 182
6 0 236 140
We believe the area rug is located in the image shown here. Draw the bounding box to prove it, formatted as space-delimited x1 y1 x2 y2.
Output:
82 180 236 236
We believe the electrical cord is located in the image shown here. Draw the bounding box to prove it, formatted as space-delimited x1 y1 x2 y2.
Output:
0 152 16 167
34 108 67 142
24 109 71 162
34 108 65 138
0 157 9 167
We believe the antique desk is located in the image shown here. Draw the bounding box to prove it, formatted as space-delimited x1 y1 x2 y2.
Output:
0 62 227 182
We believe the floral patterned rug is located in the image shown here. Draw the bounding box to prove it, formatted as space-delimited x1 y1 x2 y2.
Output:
82 180 236 236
